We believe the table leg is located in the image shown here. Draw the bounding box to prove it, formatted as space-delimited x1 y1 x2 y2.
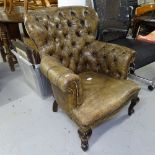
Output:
4 0 7 12
132 18 141 39
0 26 6 62
0 23 15 71
0 40 6 62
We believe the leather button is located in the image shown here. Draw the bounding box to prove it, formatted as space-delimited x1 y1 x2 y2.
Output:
84 10 88 16
67 20 72 27
114 57 117 63
56 23 59 28
72 41 76 47
92 52 96 57
80 19 85 27
58 12 63 17
76 31 81 37
103 55 106 59
70 11 76 16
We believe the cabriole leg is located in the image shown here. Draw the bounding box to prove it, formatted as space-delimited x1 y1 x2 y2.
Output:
128 96 140 116
78 128 92 151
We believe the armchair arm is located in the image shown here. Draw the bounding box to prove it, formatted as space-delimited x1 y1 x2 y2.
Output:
40 56 83 106
87 41 136 79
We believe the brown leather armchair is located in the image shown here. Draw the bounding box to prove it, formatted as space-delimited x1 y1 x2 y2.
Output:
24 6 140 151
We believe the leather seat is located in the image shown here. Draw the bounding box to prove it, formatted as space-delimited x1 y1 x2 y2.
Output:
73 71 139 127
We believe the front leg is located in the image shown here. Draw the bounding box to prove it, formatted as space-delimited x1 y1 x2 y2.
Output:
78 128 92 151
128 96 140 116
0 40 6 62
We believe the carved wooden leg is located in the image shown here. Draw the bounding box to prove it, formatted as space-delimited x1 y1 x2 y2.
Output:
0 46 6 62
8 0 13 13
7 54 15 71
0 41 6 62
53 100 58 112
0 27 6 62
0 23 15 71
132 19 141 39
78 128 92 151
128 96 140 116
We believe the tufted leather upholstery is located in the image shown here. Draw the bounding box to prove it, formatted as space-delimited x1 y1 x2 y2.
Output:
24 6 140 151
25 6 135 79
24 7 98 54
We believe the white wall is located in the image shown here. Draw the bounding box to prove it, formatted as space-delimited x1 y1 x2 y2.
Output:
58 0 86 7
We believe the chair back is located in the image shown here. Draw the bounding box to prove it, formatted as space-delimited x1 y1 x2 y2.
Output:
24 6 99 73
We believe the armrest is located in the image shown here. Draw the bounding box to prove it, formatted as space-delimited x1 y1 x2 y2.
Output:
40 56 82 106
88 41 136 79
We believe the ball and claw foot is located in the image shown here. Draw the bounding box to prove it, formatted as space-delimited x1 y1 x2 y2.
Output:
128 97 139 116
53 100 58 112
78 128 92 151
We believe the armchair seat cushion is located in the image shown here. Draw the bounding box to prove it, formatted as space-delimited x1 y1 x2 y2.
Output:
73 72 140 127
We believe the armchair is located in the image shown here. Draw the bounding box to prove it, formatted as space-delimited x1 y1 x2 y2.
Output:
24 6 140 151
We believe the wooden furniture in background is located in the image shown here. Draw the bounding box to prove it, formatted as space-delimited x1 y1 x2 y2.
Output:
132 3 155 37
0 7 23 71
135 3 155 16
0 37 6 62
4 0 57 13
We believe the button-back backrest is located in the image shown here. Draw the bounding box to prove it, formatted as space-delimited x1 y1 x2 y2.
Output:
24 6 99 73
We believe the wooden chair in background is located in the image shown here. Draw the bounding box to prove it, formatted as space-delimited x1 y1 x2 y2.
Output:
134 4 155 43
135 3 155 16
132 3 155 37
4 0 57 13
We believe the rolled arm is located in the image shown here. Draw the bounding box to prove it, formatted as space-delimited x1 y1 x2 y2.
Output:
41 56 80 92
40 56 82 105
87 41 136 79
